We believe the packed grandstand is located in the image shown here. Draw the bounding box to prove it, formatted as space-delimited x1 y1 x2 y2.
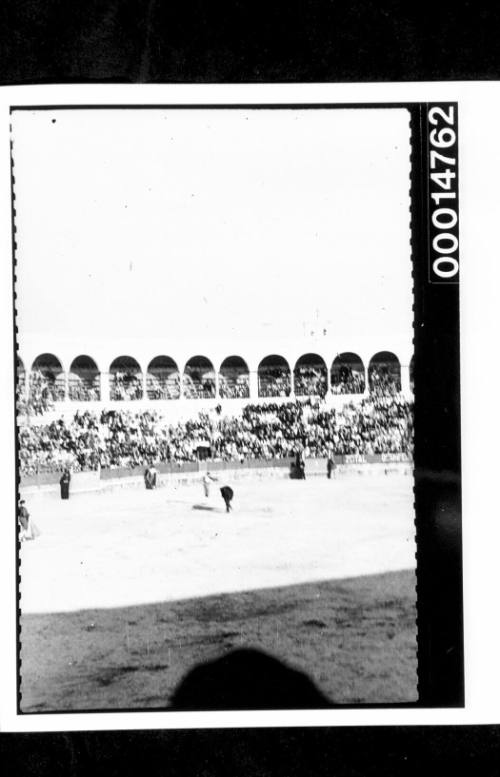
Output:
17 357 413 475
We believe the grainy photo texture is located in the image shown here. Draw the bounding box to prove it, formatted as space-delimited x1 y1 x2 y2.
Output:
13 106 419 712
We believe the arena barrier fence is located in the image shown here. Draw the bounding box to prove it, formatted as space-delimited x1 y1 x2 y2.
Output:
20 470 63 487
19 453 411 494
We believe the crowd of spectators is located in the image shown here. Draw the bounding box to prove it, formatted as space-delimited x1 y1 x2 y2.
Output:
368 367 401 396
19 412 101 474
219 373 250 399
182 374 216 399
110 371 143 401
19 394 413 475
294 367 327 397
258 369 292 398
68 375 100 401
33 370 65 403
210 396 412 461
17 370 57 417
146 373 181 400
331 366 365 395
18 362 404 406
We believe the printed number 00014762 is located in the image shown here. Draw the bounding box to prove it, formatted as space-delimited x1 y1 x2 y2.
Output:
428 104 459 282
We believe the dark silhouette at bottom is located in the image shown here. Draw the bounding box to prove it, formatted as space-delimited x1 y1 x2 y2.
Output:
170 647 331 710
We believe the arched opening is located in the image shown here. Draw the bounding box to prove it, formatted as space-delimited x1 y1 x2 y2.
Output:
368 351 401 395
258 355 291 398
331 352 365 394
219 356 250 399
109 356 143 400
183 356 216 399
293 353 327 397
31 353 65 401
410 354 415 393
69 355 100 401
147 356 180 400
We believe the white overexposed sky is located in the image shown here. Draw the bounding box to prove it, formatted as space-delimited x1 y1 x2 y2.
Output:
12 108 412 343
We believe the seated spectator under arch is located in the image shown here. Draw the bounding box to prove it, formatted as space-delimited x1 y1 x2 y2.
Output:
293 354 327 397
69 355 101 401
109 356 143 400
258 355 291 398
31 353 66 402
219 356 250 399
183 356 216 399
147 356 180 400
16 357 28 416
331 352 365 395
17 356 25 393
368 351 401 395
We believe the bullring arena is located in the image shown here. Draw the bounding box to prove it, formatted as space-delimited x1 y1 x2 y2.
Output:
17 337 417 711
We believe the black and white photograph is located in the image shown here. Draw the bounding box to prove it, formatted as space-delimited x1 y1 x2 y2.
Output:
11 103 420 713
2 0 500 765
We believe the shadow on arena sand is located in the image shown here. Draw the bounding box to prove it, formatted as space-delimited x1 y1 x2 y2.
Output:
20 569 417 711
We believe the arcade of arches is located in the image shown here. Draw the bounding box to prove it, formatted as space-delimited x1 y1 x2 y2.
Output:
17 350 412 403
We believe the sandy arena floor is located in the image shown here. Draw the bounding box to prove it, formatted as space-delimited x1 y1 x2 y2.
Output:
20 471 415 615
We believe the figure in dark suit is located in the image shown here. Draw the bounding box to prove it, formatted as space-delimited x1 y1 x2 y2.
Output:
59 468 71 500
327 456 336 479
18 499 39 540
295 451 306 480
18 499 30 540
144 464 158 489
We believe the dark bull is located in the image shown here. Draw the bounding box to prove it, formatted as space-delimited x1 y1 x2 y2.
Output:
220 486 234 513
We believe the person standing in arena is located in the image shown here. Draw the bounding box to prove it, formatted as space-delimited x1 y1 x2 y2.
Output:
295 450 306 480
327 456 336 479
59 467 71 500
18 499 38 541
202 471 217 498
220 485 234 513
144 462 158 489
18 499 30 541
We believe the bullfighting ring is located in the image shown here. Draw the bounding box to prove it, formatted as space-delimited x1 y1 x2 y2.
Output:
19 467 417 711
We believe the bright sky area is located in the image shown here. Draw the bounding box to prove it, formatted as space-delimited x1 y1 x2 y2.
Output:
12 108 412 344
